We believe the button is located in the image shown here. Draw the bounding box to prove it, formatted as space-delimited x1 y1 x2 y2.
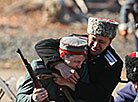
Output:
104 66 107 68
60 88 62 91
97 55 100 58
93 62 96 64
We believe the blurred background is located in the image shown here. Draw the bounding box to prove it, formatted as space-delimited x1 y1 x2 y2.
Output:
0 0 135 101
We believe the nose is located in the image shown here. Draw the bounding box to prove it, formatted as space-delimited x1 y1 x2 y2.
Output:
93 41 98 48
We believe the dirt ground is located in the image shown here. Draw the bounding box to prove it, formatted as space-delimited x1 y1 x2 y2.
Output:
0 68 26 102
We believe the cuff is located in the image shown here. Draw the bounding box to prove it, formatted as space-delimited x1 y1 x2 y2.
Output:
48 61 63 69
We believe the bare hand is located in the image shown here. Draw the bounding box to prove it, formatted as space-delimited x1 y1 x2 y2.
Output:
52 73 75 91
55 63 80 84
32 88 48 102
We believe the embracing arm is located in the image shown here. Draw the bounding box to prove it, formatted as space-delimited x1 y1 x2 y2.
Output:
35 38 62 69
35 38 80 83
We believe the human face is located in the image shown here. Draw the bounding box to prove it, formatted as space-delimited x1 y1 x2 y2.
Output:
88 34 111 55
63 55 85 69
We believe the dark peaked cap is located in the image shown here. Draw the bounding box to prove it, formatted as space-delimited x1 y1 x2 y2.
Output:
59 36 88 57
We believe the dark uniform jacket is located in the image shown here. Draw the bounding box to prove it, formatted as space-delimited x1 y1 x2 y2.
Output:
35 34 123 102
16 59 89 102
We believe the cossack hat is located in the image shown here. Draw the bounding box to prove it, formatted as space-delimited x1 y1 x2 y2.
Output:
125 52 138 83
87 17 119 39
59 36 88 57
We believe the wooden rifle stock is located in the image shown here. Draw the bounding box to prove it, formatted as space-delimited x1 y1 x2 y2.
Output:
16 48 49 102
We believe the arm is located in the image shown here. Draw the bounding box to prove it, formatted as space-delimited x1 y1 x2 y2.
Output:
16 60 49 102
35 38 80 83
16 72 35 102
115 82 137 102
35 38 62 69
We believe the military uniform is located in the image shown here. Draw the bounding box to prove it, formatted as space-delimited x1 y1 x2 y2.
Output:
16 36 89 102
35 17 123 102
35 35 123 102
16 59 88 102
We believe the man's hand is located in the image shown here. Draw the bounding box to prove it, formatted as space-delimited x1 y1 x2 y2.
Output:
52 73 75 91
55 63 80 84
32 88 48 102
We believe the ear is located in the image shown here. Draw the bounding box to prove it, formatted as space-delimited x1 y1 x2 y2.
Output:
60 52 64 59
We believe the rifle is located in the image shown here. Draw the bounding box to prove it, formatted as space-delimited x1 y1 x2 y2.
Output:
16 48 49 102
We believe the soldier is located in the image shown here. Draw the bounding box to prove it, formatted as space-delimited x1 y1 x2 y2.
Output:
119 0 138 51
35 17 123 102
115 52 138 102
16 36 89 102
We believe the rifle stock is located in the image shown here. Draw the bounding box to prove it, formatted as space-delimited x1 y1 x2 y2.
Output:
16 48 49 102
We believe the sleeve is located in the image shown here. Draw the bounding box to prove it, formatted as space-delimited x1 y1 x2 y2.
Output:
134 93 138 102
115 82 136 102
16 60 41 102
120 0 135 24
74 60 123 102
78 62 90 84
16 73 34 102
35 38 63 69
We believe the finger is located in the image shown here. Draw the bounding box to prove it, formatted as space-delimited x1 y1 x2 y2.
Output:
69 78 77 84
70 69 80 79
71 75 78 82
39 90 48 96
34 88 45 94
73 71 80 79
40 93 48 102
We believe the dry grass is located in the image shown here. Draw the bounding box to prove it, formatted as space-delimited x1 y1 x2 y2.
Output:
0 0 17 8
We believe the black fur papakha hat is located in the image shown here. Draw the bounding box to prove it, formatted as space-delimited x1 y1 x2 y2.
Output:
87 17 119 39
125 52 138 83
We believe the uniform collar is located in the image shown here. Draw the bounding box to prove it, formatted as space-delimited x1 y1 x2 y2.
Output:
88 46 111 59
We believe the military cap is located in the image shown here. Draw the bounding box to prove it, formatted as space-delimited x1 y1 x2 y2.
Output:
87 17 119 39
125 52 138 83
59 36 88 57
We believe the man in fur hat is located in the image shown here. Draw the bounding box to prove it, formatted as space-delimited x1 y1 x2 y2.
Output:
115 52 138 102
16 36 89 102
35 17 123 102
